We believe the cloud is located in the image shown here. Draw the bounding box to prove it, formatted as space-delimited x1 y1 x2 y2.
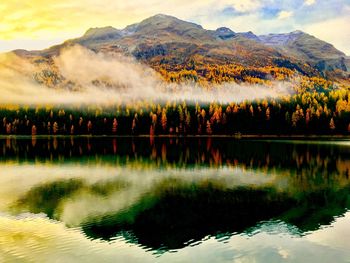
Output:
229 0 262 13
277 10 294 20
0 46 293 105
304 0 316 6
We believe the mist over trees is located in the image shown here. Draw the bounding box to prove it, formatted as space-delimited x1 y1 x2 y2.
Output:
1 85 350 136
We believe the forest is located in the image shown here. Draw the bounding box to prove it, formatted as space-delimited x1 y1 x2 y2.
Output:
1 64 350 136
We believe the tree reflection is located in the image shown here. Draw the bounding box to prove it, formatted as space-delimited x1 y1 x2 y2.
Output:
0 138 350 178
3 137 350 252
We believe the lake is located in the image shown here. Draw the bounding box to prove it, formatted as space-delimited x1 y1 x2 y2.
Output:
0 136 350 262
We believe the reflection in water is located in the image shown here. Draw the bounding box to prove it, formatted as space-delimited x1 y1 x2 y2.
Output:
0 137 350 262
2 137 350 171
84 183 350 250
82 184 296 250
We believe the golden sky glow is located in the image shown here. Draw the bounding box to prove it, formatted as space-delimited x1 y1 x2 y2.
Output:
0 0 349 54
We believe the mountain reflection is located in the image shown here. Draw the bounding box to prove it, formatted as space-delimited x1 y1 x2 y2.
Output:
1 137 350 252
10 174 350 251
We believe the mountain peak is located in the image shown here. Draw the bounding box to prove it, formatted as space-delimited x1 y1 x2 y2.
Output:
23 14 347 74
239 31 260 41
259 31 305 46
291 30 304 34
84 26 119 37
143 13 190 23
76 26 122 46
152 13 176 19
216 27 235 34
214 27 235 40
125 13 203 33
138 13 183 25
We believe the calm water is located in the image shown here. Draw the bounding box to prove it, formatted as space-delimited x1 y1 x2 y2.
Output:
0 137 350 262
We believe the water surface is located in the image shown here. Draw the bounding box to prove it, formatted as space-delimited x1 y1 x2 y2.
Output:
0 137 350 262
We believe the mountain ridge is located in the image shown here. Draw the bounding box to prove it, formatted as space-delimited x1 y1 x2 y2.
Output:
11 14 350 81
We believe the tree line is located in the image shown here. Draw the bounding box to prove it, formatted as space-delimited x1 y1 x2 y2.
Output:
1 87 350 136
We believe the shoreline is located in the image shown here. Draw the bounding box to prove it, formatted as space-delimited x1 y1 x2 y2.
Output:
0 134 350 140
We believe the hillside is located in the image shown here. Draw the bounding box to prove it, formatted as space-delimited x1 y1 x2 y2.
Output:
10 14 350 87
259 31 348 72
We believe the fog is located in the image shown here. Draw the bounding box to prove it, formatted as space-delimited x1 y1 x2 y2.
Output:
0 46 293 105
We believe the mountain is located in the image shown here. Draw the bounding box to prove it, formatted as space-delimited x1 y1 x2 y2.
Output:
13 14 349 80
259 31 348 72
36 14 303 70
213 27 236 40
78 26 122 46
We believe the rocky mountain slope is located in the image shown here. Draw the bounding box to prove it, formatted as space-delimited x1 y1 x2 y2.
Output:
259 30 348 72
12 14 350 83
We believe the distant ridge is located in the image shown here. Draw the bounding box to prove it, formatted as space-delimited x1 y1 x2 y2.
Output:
13 14 350 76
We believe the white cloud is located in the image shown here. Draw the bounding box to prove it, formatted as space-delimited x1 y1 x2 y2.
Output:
230 0 262 12
304 0 316 6
277 10 294 20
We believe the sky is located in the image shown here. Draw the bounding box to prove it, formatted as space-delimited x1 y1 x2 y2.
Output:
0 0 349 54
